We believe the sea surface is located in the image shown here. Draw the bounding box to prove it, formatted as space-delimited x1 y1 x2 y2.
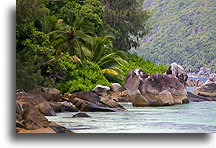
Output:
188 77 208 82
47 102 216 133
46 77 216 133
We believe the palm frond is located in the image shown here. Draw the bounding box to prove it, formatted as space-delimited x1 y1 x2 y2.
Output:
99 59 121 68
101 69 118 75
54 19 63 30
101 35 115 42
76 31 95 45
97 52 119 64
82 46 93 58
92 35 114 62
107 66 123 73
70 55 81 63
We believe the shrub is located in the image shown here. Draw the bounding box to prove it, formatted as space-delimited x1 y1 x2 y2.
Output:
119 53 168 78
16 23 54 91
104 74 124 86
53 55 111 93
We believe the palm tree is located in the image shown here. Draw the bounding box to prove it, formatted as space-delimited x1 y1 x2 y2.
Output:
38 12 127 76
50 12 95 62
36 12 95 67
86 35 127 75
40 15 61 34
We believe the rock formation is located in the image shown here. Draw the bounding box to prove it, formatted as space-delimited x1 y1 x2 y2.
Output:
16 92 56 116
69 91 126 112
72 113 92 118
29 87 61 102
194 73 216 98
186 79 204 87
16 93 73 133
153 90 174 106
166 62 188 86
125 68 188 106
92 85 111 96
110 83 125 92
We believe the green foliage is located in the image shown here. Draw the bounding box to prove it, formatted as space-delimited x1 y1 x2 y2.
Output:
119 53 168 78
45 0 67 16
104 74 124 86
49 13 95 62
86 35 127 71
101 0 152 51
40 15 63 34
59 0 103 34
102 53 168 86
16 23 54 91
17 0 50 24
131 0 216 72
55 55 111 93
16 0 168 92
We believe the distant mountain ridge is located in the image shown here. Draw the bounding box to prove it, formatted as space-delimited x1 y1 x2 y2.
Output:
131 0 216 72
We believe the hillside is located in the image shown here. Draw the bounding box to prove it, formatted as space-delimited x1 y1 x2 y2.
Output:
131 0 216 72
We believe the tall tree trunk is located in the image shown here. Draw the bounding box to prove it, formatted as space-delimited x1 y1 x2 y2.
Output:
36 53 66 68
30 53 66 74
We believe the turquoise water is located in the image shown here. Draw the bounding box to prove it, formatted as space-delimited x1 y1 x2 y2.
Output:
47 77 215 133
188 77 208 82
47 102 216 133
187 86 198 92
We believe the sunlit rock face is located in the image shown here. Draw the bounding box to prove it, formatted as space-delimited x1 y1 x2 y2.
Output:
166 62 188 87
125 68 188 107
194 73 216 98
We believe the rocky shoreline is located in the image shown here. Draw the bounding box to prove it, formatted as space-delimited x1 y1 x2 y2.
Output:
16 84 128 133
125 63 189 106
16 63 216 133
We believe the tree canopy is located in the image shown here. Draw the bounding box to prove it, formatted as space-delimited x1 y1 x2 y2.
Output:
16 0 167 92
101 0 152 51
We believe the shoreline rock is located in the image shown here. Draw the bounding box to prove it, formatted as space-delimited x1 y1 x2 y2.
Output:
16 92 56 116
186 79 204 87
48 102 79 112
166 62 188 86
92 85 110 96
125 68 188 107
68 91 126 112
153 90 174 106
16 87 127 133
16 98 73 133
110 83 125 93
28 87 61 102
72 113 92 118
187 92 215 102
194 74 216 98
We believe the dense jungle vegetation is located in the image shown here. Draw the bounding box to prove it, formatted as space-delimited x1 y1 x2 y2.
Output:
16 0 167 93
131 0 216 72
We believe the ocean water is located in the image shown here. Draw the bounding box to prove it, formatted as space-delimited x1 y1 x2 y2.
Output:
46 77 215 133
187 86 198 92
188 77 208 82
47 102 216 133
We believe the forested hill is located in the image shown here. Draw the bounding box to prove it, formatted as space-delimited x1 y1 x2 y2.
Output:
131 0 216 72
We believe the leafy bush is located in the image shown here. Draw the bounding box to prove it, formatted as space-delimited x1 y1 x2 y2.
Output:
54 55 111 93
119 53 168 77
102 53 168 87
104 74 124 86
16 23 54 91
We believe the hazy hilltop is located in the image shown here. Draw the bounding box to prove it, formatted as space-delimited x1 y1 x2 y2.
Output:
131 0 216 72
